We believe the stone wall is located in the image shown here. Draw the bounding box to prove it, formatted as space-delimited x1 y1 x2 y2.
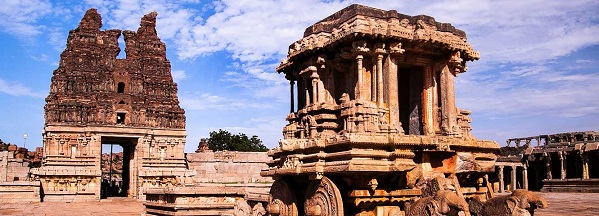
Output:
1 151 31 182
186 151 272 184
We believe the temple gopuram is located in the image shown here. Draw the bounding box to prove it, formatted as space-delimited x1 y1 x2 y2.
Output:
262 4 505 216
32 9 194 202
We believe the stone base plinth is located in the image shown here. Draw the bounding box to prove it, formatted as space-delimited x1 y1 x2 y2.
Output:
143 183 270 216
0 181 41 203
541 179 599 193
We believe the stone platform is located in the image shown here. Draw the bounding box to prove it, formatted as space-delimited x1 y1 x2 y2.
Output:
0 181 41 203
541 179 599 193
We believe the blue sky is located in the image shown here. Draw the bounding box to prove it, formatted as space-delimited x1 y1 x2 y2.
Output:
0 0 598 152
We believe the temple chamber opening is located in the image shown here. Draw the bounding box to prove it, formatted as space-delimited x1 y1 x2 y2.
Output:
398 65 424 135
100 137 136 199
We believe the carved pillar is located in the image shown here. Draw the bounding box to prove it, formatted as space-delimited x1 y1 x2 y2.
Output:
376 54 383 106
560 151 566 179
356 55 363 100
511 166 517 191
498 166 504 193
317 78 325 104
312 78 318 104
440 64 457 135
371 56 377 102
386 54 401 132
422 65 434 135
546 153 553 180
582 154 589 179
290 80 295 113
304 78 310 106
523 165 528 190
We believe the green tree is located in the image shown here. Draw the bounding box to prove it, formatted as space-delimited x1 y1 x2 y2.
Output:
207 129 269 152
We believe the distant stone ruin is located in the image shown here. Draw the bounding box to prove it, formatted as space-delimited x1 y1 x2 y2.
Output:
493 131 599 193
32 9 194 202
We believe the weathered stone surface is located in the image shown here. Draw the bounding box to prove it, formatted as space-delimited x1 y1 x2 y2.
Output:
45 9 185 128
0 181 40 203
264 4 500 215
187 151 272 184
33 8 194 202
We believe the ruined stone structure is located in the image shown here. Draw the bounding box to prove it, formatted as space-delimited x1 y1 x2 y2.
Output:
144 151 272 215
187 151 271 183
263 4 501 216
0 144 43 203
494 131 599 193
32 9 194 202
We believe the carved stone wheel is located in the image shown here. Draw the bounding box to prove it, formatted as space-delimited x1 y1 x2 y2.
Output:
304 176 344 216
267 180 298 216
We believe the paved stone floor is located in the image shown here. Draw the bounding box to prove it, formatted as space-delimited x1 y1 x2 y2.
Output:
0 192 596 215
535 192 599 216
0 198 144 216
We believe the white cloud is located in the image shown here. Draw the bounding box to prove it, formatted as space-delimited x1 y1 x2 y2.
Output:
84 0 198 41
171 70 187 83
0 78 45 98
180 93 274 111
30 54 49 62
0 0 53 36
457 62 599 118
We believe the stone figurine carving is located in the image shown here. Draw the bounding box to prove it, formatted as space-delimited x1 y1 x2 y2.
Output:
234 199 253 216
407 190 470 216
468 189 547 216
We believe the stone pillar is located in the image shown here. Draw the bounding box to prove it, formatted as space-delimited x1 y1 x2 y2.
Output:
312 79 318 104
582 154 589 179
546 154 553 180
440 64 457 135
523 165 528 190
356 55 363 100
498 166 504 193
304 79 310 106
317 79 325 104
511 166 517 191
560 151 566 179
371 57 377 102
386 54 401 132
290 80 294 113
376 54 383 106
422 66 434 135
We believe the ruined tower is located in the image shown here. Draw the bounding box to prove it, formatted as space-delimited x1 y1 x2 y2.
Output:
262 5 500 215
34 9 193 201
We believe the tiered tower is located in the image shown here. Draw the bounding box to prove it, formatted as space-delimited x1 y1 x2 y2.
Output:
34 9 193 201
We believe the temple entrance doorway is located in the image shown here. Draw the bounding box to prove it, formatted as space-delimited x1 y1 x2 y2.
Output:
398 65 424 135
100 137 138 199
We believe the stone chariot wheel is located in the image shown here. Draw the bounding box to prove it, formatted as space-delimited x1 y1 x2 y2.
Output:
267 180 298 216
304 176 344 216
